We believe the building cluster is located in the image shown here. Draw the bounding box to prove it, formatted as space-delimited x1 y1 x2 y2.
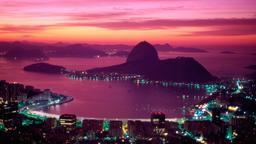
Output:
0 79 256 143
0 80 40 102
0 80 42 132
0 80 66 133
0 111 196 143
182 79 256 143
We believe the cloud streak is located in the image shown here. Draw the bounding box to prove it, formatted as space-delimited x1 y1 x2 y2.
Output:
0 25 51 33
2 18 256 37
60 18 256 30
0 0 256 44
185 25 256 36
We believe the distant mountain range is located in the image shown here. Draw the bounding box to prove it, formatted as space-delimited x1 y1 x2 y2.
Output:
91 43 207 53
46 43 107 57
0 41 208 59
20 41 217 82
87 41 217 83
2 41 48 60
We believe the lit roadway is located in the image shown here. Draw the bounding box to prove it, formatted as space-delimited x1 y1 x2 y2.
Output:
26 109 179 122
22 92 179 122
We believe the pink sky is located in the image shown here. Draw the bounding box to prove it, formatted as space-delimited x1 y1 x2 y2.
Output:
0 0 256 46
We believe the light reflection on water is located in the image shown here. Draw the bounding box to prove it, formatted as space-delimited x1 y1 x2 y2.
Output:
0 52 255 118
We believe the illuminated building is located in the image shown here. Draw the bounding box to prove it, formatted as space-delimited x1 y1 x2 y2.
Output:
0 101 18 115
122 121 129 138
59 114 76 131
151 112 166 136
103 120 110 131
0 80 8 101
229 116 256 143
228 106 239 112
0 81 24 102
0 101 20 131
8 83 24 102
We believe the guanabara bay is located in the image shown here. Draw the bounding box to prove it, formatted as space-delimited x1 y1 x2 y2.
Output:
0 0 255 143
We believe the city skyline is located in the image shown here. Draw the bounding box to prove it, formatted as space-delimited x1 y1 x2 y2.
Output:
0 0 256 48
0 1 256 143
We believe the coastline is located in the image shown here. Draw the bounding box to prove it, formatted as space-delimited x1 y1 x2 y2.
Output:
25 90 180 121
19 93 74 121
26 93 74 111
53 94 74 106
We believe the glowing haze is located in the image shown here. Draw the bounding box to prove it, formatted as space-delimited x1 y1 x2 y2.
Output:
0 0 256 46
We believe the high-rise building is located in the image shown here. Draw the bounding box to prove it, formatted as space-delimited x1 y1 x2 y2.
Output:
151 112 165 127
0 80 8 101
59 114 76 131
0 101 18 115
128 120 153 138
151 112 166 136
83 119 103 140
8 83 24 102
0 101 20 132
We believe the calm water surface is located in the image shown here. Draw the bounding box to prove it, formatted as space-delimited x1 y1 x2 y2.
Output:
0 52 255 118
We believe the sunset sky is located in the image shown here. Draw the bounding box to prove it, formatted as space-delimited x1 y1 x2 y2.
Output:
0 0 256 47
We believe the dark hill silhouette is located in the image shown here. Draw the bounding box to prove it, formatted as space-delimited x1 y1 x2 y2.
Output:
4 41 47 60
48 44 107 57
0 41 107 58
0 41 208 60
127 41 159 62
87 41 217 83
24 63 65 74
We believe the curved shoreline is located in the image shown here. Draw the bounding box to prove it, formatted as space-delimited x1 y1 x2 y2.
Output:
55 94 74 106
28 110 179 122
26 93 179 121
24 93 74 112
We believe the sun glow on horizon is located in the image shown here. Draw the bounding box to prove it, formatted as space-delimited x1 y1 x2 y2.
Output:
0 0 256 46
